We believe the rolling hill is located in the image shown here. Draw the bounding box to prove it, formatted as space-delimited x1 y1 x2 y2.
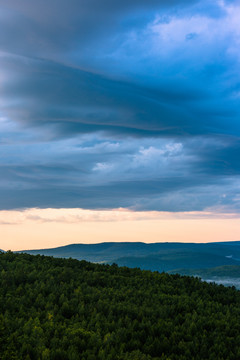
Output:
17 241 240 288
1 251 240 359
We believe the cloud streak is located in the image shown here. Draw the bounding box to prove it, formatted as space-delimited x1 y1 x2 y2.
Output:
1 207 240 226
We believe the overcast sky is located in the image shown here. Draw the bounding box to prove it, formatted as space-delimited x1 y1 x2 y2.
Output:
0 0 240 218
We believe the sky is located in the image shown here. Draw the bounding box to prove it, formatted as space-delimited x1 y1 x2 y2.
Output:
0 0 240 250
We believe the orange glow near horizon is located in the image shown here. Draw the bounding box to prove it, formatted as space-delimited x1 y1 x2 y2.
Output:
0 208 240 251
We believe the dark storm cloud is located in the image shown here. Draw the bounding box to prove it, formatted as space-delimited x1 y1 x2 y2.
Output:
1 55 238 139
0 134 239 211
0 173 232 211
0 0 197 59
188 137 240 177
0 0 240 211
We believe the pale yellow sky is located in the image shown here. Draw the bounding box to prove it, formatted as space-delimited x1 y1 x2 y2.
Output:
0 208 240 251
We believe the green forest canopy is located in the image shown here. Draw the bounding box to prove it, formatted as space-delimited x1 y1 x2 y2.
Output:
0 251 240 360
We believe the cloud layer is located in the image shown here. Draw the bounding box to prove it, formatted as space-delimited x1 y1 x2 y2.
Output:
0 0 240 212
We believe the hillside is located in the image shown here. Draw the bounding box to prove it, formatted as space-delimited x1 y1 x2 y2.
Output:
168 265 240 289
18 241 240 269
18 242 240 288
1 252 240 360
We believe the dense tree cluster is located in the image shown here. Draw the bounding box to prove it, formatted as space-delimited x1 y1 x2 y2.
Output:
0 251 240 360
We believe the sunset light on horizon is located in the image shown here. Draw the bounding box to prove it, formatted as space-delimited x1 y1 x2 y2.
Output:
1 207 240 251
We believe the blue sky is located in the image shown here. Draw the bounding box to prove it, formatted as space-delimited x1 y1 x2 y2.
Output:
0 0 240 214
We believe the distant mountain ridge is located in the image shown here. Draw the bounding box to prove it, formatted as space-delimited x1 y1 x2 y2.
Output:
18 241 240 268
17 241 240 288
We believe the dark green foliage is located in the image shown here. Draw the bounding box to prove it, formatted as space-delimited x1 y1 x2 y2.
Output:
19 241 240 271
0 252 240 360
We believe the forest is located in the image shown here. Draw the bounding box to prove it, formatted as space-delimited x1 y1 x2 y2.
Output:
0 251 240 360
